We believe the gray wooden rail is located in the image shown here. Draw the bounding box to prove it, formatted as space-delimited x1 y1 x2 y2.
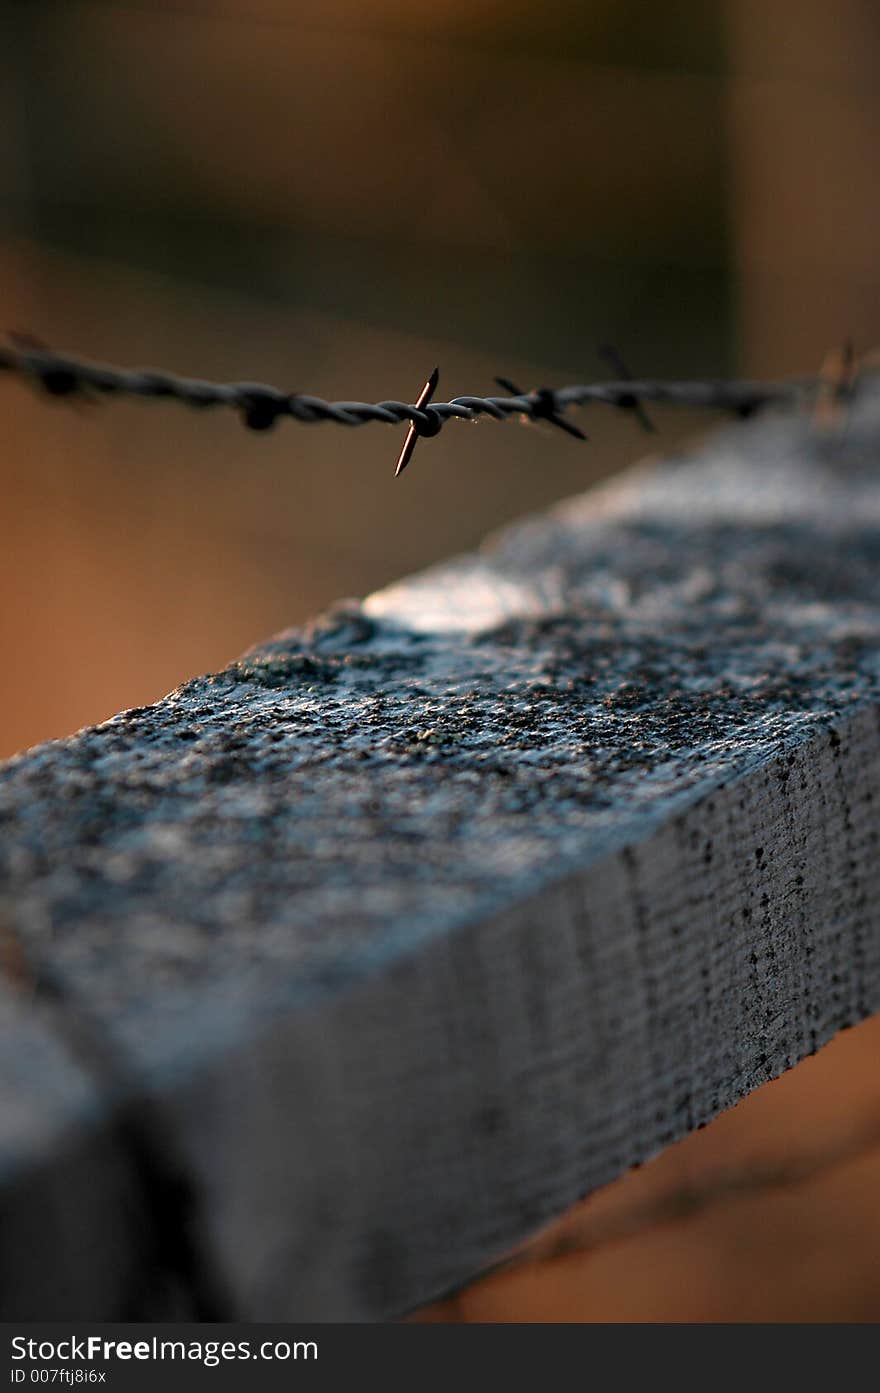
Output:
2 386 880 1321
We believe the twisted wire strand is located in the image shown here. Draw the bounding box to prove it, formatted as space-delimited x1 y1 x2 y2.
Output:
0 340 838 442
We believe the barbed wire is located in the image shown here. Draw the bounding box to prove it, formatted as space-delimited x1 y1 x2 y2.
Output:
0 334 861 474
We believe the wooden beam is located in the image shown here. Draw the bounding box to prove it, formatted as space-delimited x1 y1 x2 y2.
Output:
1 388 879 1319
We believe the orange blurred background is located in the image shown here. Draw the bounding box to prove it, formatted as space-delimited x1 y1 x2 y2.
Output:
2 0 880 1321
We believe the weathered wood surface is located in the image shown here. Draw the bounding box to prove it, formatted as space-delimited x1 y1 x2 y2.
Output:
2 387 880 1320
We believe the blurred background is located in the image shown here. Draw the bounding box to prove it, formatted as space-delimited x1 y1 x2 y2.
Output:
2 0 880 1321
4 0 880 758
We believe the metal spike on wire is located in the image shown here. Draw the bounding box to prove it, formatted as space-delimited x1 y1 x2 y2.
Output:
597 344 656 434
494 376 587 441
0 332 865 477
814 338 857 431
395 367 441 476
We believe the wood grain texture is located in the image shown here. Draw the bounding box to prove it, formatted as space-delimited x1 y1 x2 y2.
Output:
1 389 880 1319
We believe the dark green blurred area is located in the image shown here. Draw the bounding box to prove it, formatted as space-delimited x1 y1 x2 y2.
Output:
3 0 732 374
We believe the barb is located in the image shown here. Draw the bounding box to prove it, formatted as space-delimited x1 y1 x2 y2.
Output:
597 344 656 434
395 366 441 476
495 376 587 441
0 335 858 475
814 338 857 432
